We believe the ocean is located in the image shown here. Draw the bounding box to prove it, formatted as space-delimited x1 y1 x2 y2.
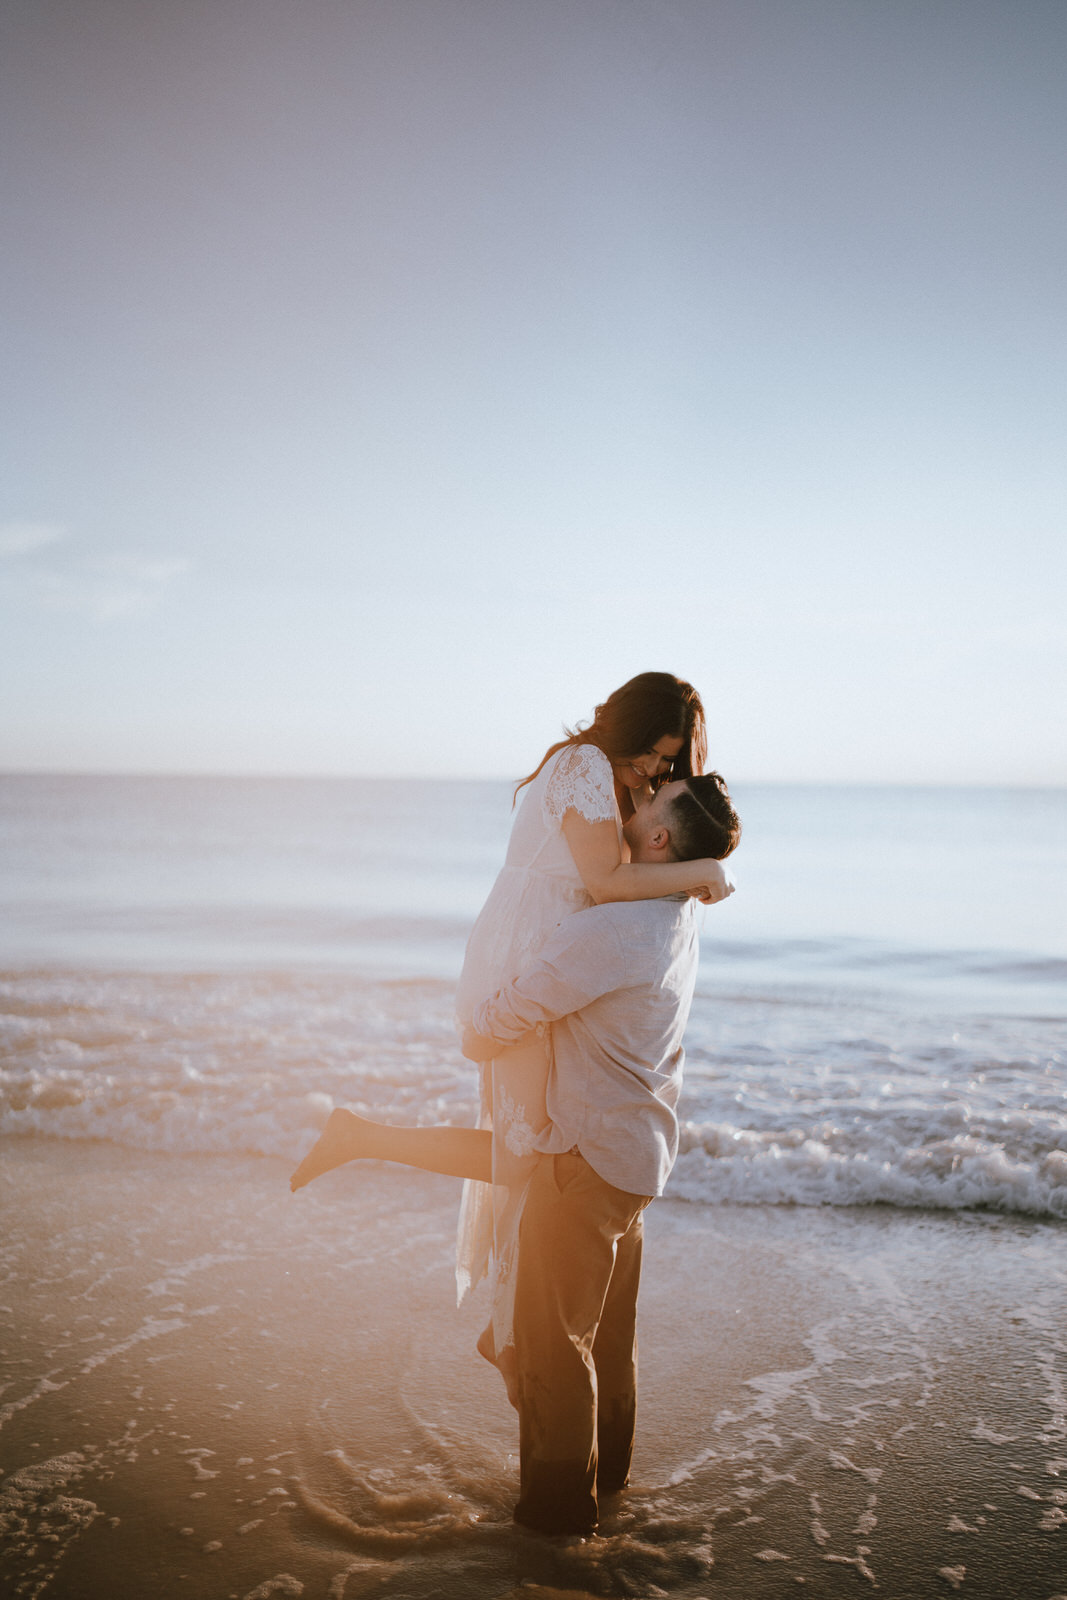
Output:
2 774 1064 1220
3 773 1067 1599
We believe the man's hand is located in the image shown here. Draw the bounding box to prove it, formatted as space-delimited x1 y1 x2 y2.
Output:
461 1023 500 1062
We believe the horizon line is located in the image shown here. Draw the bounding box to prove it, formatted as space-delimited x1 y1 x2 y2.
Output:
1 768 1065 792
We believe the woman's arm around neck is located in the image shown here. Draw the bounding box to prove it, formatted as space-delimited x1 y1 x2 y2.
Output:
561 811 732 905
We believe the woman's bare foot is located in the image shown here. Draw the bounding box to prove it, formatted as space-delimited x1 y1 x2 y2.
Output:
290 1107 368 1192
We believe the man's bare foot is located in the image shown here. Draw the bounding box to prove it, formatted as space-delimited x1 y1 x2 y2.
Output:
290 1107 368 1192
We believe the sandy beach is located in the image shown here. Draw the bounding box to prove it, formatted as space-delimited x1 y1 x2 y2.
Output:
2 1136 1065 1599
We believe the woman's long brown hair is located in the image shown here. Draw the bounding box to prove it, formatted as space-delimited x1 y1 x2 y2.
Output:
515 672 708 801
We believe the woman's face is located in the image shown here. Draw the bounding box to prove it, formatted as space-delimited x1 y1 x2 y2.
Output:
613 734 684 791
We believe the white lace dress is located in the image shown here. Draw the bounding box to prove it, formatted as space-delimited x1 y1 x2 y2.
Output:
454 743 621 1349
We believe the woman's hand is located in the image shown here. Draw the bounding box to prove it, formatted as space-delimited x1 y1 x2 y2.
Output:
688 859 736 905
562 810 738 905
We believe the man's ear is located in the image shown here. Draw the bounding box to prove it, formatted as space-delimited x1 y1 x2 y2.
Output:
649 825 671 855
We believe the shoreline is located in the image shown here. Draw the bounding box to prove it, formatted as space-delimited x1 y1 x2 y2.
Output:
2 1136 1065 1598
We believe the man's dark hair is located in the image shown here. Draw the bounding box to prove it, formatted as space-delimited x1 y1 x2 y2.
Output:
667 772 741 862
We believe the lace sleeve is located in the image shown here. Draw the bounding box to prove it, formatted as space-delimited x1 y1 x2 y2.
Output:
543 744 618 828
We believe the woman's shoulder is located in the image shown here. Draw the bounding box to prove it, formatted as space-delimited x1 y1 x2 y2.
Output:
541 740 615 788
541 741 617 826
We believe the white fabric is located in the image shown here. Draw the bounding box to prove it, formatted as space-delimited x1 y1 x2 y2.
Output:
454 743 621 1330
542 742 619 829
454 743 618 1025
472 895 698 1198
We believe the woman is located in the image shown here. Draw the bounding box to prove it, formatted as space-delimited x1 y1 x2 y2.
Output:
290 673 734 1388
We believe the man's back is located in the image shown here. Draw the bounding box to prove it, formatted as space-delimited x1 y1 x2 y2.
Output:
472 894 699 1196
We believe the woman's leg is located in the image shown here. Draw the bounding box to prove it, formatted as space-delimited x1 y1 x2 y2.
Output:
290 1108 492 1192
479 1032 553 1406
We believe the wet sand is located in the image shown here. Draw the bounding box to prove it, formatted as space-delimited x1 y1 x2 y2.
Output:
2 1136 1065 1599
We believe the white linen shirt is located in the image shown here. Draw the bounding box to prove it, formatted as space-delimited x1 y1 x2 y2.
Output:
471 895 699 1198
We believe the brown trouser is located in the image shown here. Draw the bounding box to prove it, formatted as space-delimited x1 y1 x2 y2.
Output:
513 1149 652 1535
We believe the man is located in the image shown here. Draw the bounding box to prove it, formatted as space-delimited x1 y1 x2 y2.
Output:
461 771 741 1538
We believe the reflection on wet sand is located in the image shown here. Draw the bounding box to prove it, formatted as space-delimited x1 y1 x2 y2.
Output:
3 1140 1064 1599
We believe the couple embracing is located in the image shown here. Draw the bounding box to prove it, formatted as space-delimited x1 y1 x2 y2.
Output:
291 672 741 1537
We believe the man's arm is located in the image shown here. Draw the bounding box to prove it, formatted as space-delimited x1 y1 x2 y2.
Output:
460 1022 501 1062
460 911 626 1062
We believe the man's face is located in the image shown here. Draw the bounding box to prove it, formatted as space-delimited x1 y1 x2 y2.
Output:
623 778 687 862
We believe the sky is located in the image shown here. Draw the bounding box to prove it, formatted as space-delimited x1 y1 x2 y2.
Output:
2 0 1064 783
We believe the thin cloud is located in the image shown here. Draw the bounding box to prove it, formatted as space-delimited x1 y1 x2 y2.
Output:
0 521 66 558
40 578 156 623
105 555 191 585
13 547 193 623
46 556 191 622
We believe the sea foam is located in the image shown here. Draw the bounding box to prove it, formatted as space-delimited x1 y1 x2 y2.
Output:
2 964 1064 1219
